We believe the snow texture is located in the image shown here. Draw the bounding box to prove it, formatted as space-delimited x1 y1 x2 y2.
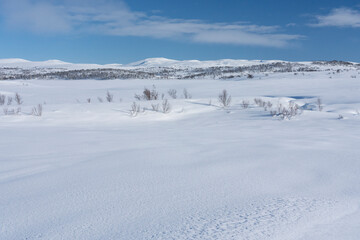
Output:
0 59 360 239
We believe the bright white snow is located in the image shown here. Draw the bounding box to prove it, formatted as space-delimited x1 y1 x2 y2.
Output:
0 65 360 239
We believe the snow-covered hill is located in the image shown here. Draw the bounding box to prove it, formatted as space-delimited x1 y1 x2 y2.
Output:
0 58 358 80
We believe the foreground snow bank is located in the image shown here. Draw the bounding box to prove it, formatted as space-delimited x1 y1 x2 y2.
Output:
1 71 360 239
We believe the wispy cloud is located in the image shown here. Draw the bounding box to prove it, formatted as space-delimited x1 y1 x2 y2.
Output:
1 0 72 33
0 0 302 47
310 7 360 28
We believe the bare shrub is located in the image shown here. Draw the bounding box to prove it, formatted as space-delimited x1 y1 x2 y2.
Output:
106 91 113 102
338 114 344 120
254 98 263 106
143 88 152 100
3 108 10 115
317 98 323 111
87 98 91 103
0 94 5 105
168 89 177 99
247 74 254 79
183 88 192 99
32 104 43 116
7 97 13 105
162 99 171 113
151 103 159 112
14 93 23 105
97 97 103 103
3 107 20 115
271 102 301 120
130 102 141 117
135 86 159 100
218 90 231 107
254 98 267 109
134 94 141 100
241 100 250 109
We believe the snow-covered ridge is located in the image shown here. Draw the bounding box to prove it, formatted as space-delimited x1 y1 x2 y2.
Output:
0 57 287 69
126 57 291 68
0 57 359 80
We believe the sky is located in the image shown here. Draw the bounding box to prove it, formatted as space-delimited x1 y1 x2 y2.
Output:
0 0 359 64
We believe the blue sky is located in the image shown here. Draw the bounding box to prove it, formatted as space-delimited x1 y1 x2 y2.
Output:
0 0 359 63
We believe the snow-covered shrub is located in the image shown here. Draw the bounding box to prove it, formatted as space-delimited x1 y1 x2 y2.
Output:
317 98 323 111
135 86 159 101
168 89 177 99
241 100 250 109
0 94 5 105
162 99 171 113
15 93 23 105
151 103 159 112
32 104 42 116
183 88 192 99
271 102 301 120
218 90 231 107
130 102 141 117
2 107 20 115
7 96 13 105
106 91 114 102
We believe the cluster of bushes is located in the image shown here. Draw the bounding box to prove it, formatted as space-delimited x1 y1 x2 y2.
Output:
0 93 42 116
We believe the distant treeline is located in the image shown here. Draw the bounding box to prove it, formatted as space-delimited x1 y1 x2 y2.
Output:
0 61 358 80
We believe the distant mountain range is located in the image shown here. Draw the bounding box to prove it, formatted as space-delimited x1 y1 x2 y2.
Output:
0 58 359 80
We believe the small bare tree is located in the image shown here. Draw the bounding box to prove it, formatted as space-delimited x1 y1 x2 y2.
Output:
0 94 5 105
183 88 192 99
106 91 113 102
168 89 177 99
32 104 43 116
162 99 171 113
15 93 23 105
151 103 159 112
130 102 141 117
7 96 13 105
241 100 250 109
135 86 159 100
218 89 231 107
317 98 323 111
87 98 91 103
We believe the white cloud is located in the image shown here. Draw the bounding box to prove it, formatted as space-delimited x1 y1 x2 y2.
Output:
0 0 301 47
1 0 72 33
311 7 360 28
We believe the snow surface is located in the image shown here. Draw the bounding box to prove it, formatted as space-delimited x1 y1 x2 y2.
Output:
0 57 288 70
1 68 360 239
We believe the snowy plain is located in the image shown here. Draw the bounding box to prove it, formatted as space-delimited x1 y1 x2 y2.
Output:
1 59 360 239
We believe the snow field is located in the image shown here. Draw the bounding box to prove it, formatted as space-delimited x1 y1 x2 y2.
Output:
1 70 360 239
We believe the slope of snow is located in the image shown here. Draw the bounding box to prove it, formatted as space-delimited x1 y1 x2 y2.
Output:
125 57 288 68
0 58 123 70
0 69 360 239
